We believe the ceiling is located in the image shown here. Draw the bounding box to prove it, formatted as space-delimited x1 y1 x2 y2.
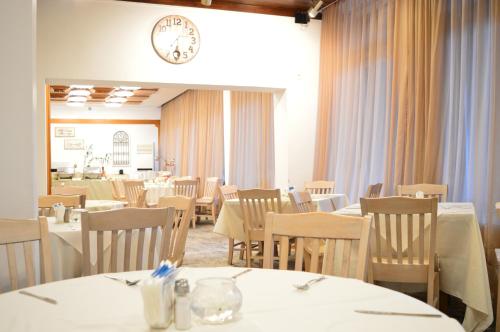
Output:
50 85 159 105
121 0 326 17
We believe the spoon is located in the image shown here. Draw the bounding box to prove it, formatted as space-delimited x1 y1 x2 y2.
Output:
293 276 326 291
104 275 141 286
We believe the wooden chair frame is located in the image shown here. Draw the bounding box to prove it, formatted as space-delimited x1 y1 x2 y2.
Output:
288 191 315 213
111 180 127 202
123 180 147 208
195 177 220 225
304 180 335 195
263 212 372 280
365 183 383 198
219 185 245 265
157 196 195 266
38 195 82 218
396 184 448 202
52 186 87 208
360 196 439 307
238 189 282 267
81 207 174 276
0 217 52 292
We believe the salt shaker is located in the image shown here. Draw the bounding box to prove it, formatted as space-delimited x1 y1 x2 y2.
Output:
174 279 191 330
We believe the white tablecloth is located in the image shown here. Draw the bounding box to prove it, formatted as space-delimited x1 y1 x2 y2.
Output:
144 182 174 205
52 179 113 200
0 267 463 331
85 200 125 211
214 194 350 241
335 203 492 332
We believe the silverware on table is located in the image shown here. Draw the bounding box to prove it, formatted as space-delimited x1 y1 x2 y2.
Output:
293 276 326 290
104 275 141 286
231 268 252 279
355 310 442 318
19 290 58 305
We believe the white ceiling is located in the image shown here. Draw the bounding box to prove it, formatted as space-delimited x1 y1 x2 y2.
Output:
140 87 187 107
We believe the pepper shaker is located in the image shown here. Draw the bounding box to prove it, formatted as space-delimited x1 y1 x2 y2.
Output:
174 279 191 330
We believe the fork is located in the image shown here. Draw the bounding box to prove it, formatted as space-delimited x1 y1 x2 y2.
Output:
293 276 326 290
104 275 141 286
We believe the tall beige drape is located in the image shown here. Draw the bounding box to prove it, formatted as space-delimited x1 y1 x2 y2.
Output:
159 90 224 188
229 91 274 189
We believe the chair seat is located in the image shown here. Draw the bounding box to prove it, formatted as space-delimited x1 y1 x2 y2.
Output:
196 197 214 205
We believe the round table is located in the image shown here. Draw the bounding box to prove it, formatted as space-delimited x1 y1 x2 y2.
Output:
0 267 463 331
85 200 125 212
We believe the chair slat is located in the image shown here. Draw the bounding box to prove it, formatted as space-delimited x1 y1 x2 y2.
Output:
97 231 104 273
136 228 145 270
279 236 289 270
396 214 403 264
148 227 158 269
310 239 320 273
341 240 352 277
23 242 35 287
322 239 336 275
6 244 18 290
419 213 425 264
384 214 392 263
124 230 132 271
374 213 382 263
408 214 413 264
110 230 118 272
294 238 304 271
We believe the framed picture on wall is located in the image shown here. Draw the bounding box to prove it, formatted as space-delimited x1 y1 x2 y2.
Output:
55 127 75 137
64 138 84 150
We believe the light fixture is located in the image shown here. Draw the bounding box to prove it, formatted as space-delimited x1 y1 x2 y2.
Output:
107 96 127 103
118 86 140 90
112 89 134 97
70 84 94 89
308 0 323 18
67 101 85 107
201 0 212 6
67 96 87 102
105 102 122 108
68 89 91 97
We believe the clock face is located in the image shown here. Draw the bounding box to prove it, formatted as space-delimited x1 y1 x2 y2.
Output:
151 15 200 64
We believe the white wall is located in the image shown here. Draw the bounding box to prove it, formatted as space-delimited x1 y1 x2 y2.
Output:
50 123 158 175
0 0 37 218
51 104 161 120
37 0 322 193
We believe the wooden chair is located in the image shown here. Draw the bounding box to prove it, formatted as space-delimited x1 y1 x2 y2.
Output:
174 179 199 198
195 177 220 225
111 180 127 202
396 184 448 202
157 196 195 266
263 212 371 280
219 185 245 265
360 196 439 307
81 207 175 276
123 180 147 208
52 185 87 208
219 185 238 201
288 191 315 213
38 195 81 217
238 189 282 267
0 217 52 292
304 180 335 194
365 183 383 198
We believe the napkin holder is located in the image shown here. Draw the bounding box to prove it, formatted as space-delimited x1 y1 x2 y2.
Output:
53 204 66 223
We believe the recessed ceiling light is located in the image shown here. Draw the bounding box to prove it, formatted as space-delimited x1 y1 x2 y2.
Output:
113 89 134 97
67 101 85 107
119 86 141 90
67 96 87 102
105 102 122 108
68 89 91 97
107 96 127 103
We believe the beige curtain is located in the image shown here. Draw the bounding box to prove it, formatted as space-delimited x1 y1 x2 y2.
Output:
159 90 224 188
229 91 274 189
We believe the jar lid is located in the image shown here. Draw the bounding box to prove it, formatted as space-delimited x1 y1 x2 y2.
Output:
175 279 190 295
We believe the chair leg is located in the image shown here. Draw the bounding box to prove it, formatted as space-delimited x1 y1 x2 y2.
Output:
427 271 439 308
228 238 234 265
211 203 217 225
239 242 245 260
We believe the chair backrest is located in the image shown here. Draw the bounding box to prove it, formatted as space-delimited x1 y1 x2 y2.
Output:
288 191 315 213
174 179 199 198
0 217 52 292
157 196 195 265
111 180 126 201
52 186 87 208
219 185 238 202
81 207 175 275
238 189 282 235
123 180 146 207
365 183 383 198
396 184 448 202
38 195 81 216
360 197 438 283
202 177 220 198
263 212 372 280
304 180 335 194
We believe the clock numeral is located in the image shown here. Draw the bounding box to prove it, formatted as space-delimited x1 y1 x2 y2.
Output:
191 37 197 45
174 18 181 25
189 28 194 35
165 18 171 27
183 52 188 59
189 46 194 53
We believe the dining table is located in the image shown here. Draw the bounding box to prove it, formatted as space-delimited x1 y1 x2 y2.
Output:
214 193 350 241
0 267 464 331
335 202 493 332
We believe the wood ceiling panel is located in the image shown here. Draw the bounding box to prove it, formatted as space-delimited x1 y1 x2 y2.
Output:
120 0 321 17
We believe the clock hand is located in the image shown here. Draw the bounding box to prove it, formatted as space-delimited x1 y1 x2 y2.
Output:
165 36 180 56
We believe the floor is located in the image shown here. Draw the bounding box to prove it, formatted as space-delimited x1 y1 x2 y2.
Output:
182 222 495 331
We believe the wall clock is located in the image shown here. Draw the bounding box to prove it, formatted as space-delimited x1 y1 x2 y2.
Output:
151 15 200 64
